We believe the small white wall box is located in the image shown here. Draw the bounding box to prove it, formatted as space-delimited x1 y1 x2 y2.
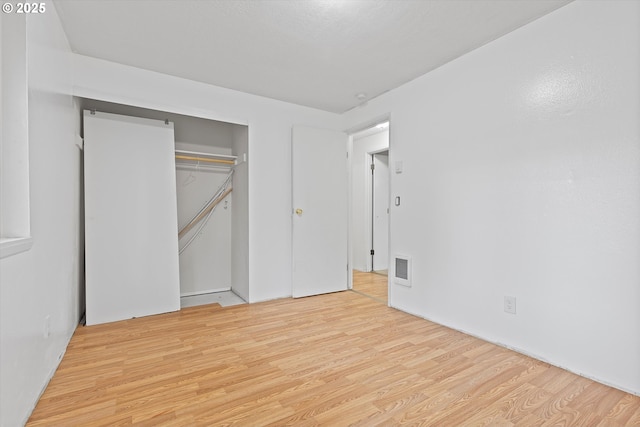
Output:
394 255 411 287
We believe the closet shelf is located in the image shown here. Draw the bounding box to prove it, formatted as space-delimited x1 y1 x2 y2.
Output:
175 149 237 166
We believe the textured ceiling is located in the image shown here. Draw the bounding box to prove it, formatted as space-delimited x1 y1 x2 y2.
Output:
54 0 572 113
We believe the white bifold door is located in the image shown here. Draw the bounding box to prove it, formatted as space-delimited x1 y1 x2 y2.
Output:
292 126 348 298
84 111 181 325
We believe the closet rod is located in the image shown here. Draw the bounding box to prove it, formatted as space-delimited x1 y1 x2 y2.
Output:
175 149 236 159
175 154 235 165
178 187 233 239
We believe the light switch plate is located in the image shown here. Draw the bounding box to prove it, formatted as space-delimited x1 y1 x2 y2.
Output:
395 161 403 173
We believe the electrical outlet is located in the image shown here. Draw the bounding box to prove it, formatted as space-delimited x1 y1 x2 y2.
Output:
504 296 516 314
43 315 50 339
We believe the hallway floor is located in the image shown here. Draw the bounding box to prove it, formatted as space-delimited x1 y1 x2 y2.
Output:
352 269 388 304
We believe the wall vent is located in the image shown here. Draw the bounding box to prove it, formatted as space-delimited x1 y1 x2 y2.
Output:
394 255 411 287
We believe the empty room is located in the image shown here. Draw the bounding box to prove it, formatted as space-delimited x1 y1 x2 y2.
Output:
1 0 639 425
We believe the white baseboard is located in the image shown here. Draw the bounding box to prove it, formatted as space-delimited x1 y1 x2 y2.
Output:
180 287 230 297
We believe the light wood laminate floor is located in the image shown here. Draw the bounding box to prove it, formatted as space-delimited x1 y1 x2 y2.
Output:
28 291 639 426
352 269 388 304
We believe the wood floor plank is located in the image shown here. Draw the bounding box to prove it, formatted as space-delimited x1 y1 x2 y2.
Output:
27 290 639 426
353 269 388 303
627 405 640 425
468 382 551 425
602 393 640 426
531 375 595 422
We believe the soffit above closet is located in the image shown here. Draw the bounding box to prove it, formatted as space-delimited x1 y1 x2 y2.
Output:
80 99 238 148
55 0 572 114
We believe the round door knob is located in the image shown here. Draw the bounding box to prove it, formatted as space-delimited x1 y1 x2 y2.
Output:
295 208 303 215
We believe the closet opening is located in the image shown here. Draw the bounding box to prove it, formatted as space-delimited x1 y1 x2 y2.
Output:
78 98 249 319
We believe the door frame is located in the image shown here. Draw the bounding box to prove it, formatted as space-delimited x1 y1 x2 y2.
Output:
346 116 391 296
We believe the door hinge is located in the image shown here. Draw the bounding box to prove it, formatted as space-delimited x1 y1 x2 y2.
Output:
371 163 375 171
370 249 375 255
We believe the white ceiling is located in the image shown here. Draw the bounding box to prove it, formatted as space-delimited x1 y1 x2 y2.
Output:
54 0 572 113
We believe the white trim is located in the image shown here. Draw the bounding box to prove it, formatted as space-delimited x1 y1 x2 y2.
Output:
180 287 231 297
0 237 33 259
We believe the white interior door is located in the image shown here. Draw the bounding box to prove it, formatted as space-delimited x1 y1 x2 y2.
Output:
84 111 181 325
292 126 348 298
372 152 389 271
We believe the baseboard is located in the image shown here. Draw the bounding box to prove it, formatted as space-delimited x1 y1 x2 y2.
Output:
180 287 230 297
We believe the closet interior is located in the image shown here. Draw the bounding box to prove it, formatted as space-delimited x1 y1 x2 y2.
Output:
80 99 249 321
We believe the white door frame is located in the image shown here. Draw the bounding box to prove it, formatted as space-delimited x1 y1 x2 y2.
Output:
346 117 391 295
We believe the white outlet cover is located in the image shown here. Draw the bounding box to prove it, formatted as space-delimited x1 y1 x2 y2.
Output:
504 296 516 314
43 315 51 338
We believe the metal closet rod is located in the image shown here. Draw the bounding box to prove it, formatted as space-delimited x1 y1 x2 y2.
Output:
178 187 233 239
175 149 237 165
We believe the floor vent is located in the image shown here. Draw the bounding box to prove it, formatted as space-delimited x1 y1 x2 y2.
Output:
394 255 411 287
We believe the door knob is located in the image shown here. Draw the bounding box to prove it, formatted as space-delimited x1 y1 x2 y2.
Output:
295 208 303 215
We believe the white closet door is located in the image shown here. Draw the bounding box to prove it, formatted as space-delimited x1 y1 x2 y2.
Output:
84 111 180 326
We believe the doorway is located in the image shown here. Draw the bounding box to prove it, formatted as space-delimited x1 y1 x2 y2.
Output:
350 122 389 304
371 151 389 274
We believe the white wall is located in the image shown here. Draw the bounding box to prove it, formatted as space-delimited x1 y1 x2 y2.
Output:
1 12 30 239
344 0 640 394
72 53 343 303
231 126 250 301
351 130 389 271
0 2 80 425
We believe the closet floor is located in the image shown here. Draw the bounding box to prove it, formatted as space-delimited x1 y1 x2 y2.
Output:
180 291 246 308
